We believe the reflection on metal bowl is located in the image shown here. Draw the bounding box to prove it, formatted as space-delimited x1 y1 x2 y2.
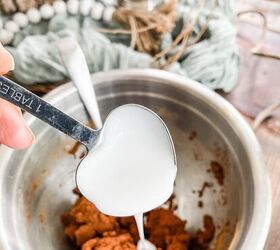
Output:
0 69 271 250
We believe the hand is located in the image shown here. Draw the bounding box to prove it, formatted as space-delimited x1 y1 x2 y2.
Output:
0 44 34 149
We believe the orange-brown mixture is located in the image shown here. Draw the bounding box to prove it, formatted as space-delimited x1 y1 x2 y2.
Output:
62 190 215 250
210 161 225 186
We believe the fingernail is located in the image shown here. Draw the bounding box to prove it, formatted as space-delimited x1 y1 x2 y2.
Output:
10 57 15 70
0 45 15 71
25 124 35 144
5 50 15 70
21 116 35 145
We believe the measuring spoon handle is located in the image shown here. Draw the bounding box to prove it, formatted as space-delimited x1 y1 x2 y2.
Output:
58 38 103 129
0 76 98 150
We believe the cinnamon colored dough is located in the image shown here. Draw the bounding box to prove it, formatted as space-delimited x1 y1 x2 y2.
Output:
61 196 118 246
145 208 191 249
82 233 136 250
62 190 215 250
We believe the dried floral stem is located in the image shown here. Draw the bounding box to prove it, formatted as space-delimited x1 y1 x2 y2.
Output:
253 51 280 60
153 0 208 69
129 16 138 49
96 24 158 35
97 0 177 55
253 102 280 130
237 10 280 60
237 10 267 53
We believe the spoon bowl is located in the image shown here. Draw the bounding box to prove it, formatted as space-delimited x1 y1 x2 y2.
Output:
76 104 176 216
58 38 103 130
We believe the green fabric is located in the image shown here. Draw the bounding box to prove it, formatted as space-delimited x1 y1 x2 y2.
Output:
4 0 239 92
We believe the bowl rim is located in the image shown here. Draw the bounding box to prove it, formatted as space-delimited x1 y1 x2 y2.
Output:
0 69 271 250
90 69 272 250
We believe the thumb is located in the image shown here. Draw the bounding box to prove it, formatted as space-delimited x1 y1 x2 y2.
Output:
0 99 34 149
0 44 14 75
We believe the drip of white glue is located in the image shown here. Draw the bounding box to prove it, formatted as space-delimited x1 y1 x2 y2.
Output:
135 213 156 250
135 214 145 241
137 238 157 250
76 105 176 250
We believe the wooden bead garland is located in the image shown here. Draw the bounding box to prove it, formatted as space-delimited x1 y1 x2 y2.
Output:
80 0 92 16
27 8 42 24
13 13 29 28
40 3 55 19
91 2 104 20
0 0 116 45
0 0 55 14
0 30 14 44
53 0 67 14
67 0 79 15
5 21 20 33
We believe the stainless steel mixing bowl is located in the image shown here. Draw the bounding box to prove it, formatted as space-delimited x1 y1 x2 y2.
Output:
0 69 271 250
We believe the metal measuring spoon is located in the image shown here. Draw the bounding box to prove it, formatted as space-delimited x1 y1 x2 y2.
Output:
0 76 176 217
57 39 169 249
57 38 103 130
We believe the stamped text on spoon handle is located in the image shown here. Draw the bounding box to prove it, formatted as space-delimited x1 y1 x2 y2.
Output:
0 81 41 112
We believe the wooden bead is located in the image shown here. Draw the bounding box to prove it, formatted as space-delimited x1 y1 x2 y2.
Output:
5 20 20 33
27 8 42 24
103 6 115 22
67 0 79 15
40 4 55 20
91 2 104 21
80 0 92 16
53 1 67 14
13 13 29 28
0 30 14 44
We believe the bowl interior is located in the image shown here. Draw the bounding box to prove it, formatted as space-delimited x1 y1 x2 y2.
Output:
0 73 255 250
